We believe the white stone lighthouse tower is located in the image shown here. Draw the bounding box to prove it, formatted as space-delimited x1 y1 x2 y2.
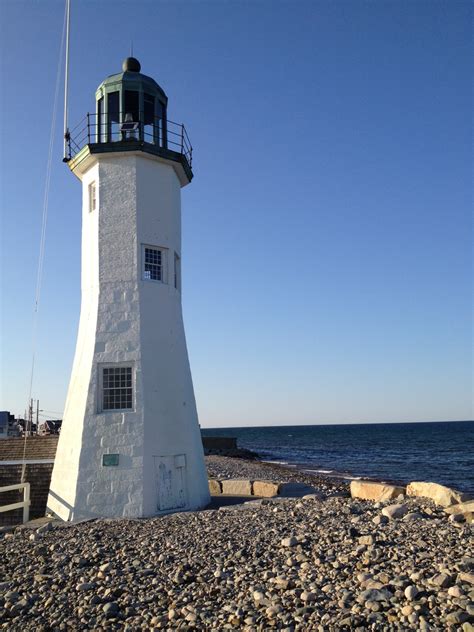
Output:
47 57 210 520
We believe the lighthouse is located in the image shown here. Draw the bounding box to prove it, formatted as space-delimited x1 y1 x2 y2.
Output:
47 57 210 520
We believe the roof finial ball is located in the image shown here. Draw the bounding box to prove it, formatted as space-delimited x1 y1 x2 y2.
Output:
122 56 141 72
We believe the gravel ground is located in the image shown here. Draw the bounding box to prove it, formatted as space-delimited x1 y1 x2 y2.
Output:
1 456 473 631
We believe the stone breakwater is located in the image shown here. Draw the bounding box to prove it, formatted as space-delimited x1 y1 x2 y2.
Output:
0 456 473 631
206 456 349 492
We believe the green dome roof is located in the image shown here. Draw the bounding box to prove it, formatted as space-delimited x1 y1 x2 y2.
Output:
96 59 168 103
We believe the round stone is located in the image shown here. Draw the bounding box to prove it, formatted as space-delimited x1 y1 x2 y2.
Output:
404 585 419 601
103 602 119 617
448 586 464 598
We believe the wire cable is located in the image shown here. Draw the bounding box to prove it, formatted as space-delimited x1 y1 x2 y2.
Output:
21 4 68 483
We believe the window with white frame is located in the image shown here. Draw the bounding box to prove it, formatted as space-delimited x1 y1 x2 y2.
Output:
174 252 181 290
143 245 167 282
101 366 133 411
89 181 97 212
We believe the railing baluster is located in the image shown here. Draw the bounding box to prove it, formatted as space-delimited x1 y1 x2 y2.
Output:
67 113 193 170
0 482 31 524
23 483 30 523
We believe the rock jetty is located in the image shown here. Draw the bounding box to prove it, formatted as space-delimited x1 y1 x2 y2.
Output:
1 456 473 630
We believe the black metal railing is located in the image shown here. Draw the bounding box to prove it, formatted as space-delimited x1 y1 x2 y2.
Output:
65 112 193 168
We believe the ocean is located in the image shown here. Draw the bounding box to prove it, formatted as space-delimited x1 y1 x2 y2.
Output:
202 420 474 494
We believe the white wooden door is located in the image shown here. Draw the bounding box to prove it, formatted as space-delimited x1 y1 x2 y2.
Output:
154 455 187 511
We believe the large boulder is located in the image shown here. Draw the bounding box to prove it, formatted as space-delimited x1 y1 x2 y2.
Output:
350 480 405 502
253 480 281 497
208 479 222 495
406 482 471 507
444 500 474 515
221 479 253 496
382 503 409 520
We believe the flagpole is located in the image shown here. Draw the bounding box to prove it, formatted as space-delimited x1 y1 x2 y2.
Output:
63 0 71 161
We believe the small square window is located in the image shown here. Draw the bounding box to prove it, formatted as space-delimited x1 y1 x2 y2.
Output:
143 245 167 283
101 365 133 412
89 182 97 212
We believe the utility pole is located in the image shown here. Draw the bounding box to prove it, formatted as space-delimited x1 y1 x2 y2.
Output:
36 400 39 435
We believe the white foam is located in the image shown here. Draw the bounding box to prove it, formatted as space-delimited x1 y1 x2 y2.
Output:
304 469 334 474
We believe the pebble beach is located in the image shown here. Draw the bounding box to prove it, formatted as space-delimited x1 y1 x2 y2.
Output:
1 456 473 631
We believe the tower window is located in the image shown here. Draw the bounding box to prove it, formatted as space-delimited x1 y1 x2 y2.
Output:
174 252 181 290
101 366 133 411
89 182 97 212
143 245 167 282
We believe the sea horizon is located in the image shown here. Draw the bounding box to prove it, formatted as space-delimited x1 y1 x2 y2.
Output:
202 420 474 494
202 418 473 429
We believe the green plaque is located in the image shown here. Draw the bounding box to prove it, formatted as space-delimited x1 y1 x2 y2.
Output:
102 453 119 466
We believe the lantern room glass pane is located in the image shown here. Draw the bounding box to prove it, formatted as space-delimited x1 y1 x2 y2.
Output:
107 91 120 141
124 90 139 122
144 93 155 144
144 94 154 124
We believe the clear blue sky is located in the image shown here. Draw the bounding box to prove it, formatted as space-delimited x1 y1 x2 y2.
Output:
0 1 472 426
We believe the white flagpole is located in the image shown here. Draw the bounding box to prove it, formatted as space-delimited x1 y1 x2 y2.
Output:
63 0 71 160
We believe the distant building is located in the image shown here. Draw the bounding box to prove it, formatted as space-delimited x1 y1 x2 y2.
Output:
0 412 7 439
38 420 62 436
17 419 37 437
0 411 21 439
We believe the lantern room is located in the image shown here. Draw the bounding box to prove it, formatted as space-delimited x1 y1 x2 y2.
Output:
65 57 193 184
95 57 168 146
